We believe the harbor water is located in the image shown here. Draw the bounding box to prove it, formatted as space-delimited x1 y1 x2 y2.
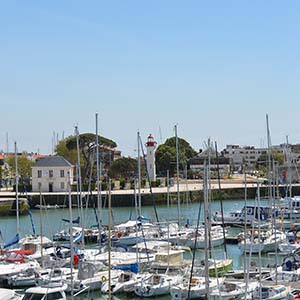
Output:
0 198 283 300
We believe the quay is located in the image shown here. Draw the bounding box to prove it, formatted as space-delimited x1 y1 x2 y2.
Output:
0 180 300 209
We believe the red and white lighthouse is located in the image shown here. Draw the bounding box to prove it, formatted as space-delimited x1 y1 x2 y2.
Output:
146 134 157 181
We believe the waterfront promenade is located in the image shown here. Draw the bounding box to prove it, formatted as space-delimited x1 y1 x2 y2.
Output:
0 176 260 197
1 176 299 208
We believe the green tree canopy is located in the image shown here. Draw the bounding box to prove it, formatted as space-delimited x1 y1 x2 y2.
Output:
256 151 285 178
108 157 137 180
56 133 117 183
8 156 34 179
55 139 78 166
256 151 285 168
155 136 197 176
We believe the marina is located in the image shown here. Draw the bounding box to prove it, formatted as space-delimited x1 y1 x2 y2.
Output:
0 195 299 299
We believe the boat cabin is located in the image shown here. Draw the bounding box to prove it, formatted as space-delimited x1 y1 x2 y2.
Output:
22 284 67 300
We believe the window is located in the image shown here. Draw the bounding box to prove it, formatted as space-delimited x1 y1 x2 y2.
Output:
49 170 53 178
38 182 42 190
45 292 64 300
37 170 42 178
23 293 44 300
60 170 64 178
60 182 65 189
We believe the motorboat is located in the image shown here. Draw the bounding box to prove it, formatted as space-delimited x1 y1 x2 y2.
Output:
134 272 182 297
21 283 68 300
0 288 22 300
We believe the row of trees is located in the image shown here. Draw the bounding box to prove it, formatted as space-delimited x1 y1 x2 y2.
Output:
55 134 197 182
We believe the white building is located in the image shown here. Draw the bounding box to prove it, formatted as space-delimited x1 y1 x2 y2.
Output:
223 144 284 170
189 148 230 178
31 156 74 192
145 134 157 181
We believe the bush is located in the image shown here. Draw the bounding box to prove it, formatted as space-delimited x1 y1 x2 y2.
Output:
119 178 126 189
13 184 32 192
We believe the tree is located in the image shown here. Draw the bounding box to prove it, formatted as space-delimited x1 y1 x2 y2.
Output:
256 151 285 178
155 137 197 176
256 151 285 168
56 133 117 183
108 157 137 180
8 156 34 180
55 138 78 166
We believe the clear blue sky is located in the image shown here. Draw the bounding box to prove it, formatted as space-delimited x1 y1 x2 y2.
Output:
1 1 300 156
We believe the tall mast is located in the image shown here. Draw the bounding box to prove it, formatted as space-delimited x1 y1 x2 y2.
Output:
5 133 9 190
68 171 74 300
204 160 210 298
215 141 227 257
167 170 170 210
14 142 19 236
243 160 248 287
286 135 292 198
108 180 112 298
207 138 212 258
96 113 102 249
75 126 84 248
175 124 180 225
137 132 142 217
266 114 272 200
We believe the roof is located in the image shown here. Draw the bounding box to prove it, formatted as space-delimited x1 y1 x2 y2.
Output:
34 156 73 167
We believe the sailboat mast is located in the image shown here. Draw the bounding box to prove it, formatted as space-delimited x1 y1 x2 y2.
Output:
134 178 139 272
286 135 292 198
108 180 112 298
175 124 180 225
167 170 170 210
215 142 227 257
14 142 19 235
68 171 74 300
266 114 272 200
96 113 102 248
5 133 8 191
137 132 142 217
204 161 210 298
207 139 212 258
75 126 84 248
243 161 248 289
39 190 43 262
257 182 262 300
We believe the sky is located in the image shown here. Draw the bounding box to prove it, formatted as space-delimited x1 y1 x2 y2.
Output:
1 1 300 157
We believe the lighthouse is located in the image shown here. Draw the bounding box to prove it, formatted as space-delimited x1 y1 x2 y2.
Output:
146 134 157 181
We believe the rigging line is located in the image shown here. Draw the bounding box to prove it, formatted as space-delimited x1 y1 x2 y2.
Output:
128 179 135 220
187 186 202 300
215 141 227 257
139 134 160 223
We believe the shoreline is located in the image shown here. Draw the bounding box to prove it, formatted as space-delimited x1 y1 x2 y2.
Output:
1 180 299 208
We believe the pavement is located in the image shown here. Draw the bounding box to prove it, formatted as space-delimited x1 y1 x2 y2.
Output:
0 178 263 197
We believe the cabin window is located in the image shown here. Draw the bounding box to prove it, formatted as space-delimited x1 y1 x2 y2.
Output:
45 292 64 300
23 293 44 300
49 170 53 178
60 170 64 178
37 170 42 178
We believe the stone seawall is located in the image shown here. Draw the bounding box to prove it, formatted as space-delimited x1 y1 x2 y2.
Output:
25 185 300 208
